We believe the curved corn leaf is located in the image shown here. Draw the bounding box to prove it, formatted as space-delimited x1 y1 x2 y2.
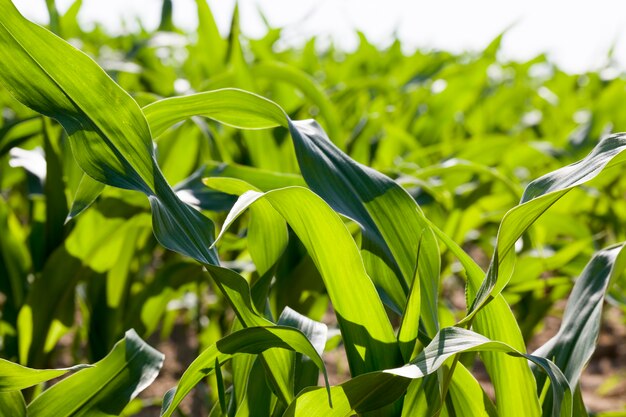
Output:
27 329 163 417
65 173 105 222
160 325 330 417
201 161 306 191
205 177 288 276
145 87 537 415
0 359 87 392
284 327 571 417
144 88 438 325
534 243 626 414
0 0 220 267
467 134 626 319
430 219 542 417
144 89 284 138
214 186 401 376
202 264 308 405
0 0 154 193
251 61 343 144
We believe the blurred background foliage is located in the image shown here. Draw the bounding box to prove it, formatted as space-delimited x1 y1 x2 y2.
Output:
1 0 626 414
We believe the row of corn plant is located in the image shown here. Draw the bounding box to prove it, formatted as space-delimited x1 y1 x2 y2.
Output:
1 0 626 416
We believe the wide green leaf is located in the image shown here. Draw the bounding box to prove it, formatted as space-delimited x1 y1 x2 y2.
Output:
0 391 26 417
27 329 163 417
284 327 571 417
144 88 438 322
0 0 154 193
214 186 401 376
468 133 626 318
0 359 85 392
0 0 220 268
160 325 330 417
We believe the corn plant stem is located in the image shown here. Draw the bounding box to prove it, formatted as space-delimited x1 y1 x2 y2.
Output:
434 311 477 416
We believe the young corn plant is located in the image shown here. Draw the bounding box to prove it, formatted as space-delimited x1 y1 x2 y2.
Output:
1 1 626 416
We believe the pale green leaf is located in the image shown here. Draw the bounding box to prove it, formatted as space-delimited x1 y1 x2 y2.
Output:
0 391 26 417
0 359 86 392
214 187 401 376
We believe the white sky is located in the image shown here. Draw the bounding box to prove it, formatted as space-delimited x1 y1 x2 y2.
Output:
13 0 626 73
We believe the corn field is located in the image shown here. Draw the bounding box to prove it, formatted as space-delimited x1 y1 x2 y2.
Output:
1 1 626 416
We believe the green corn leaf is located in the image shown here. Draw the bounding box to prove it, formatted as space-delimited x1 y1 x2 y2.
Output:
0 359 87 392
0 0 155 193
144 89 284 138
429 218 541 417
201 161 305 191
0 0 220 268
277 307 328 393
213 187 401 376
144 89 438 324
284 327 571 417
288 118 437 322
534 243 626 415
251 61 343 144
160 325 330 417
467 133 626 319
205 177 288 276
0 391 26 417
202 264 308 405
65 173 105 223
27 329 163 417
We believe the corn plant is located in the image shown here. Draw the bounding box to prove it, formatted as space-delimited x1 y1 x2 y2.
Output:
1 1 626 416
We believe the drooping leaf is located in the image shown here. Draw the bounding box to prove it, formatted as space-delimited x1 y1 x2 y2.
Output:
0 0 220 269
468 134 626 319
205 177 288 276
0 359 86 392
27 330 163 417
214 187 401 376
160 325 329 417
285 327 571 417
